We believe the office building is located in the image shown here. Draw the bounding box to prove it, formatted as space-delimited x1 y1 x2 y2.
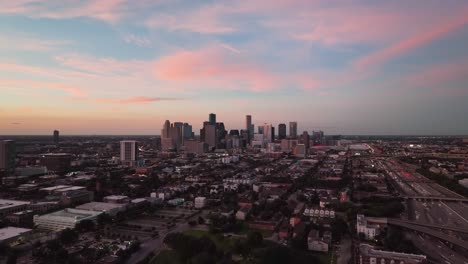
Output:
313 130 324 145
103 195 130 204
76 202 127 216
53 130 59 145
204 124 218 149
262 124 274 143
289 122 298 138
34 208 102 231
161 120 170 138
120 140 138 166
0 140 16 177
301 131 310 149
246 115 252 131
295 144 307 158
0 227 32 246
278 123 287 139
0 199 29 217
40 153 71 173
209 113 216 125
358 243 426 264
356 214 382 240
194 197 207 209
183 123 193 139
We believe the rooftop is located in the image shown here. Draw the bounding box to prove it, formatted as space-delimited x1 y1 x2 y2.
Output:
35 208 101 222
76 202 126 212
0 227 32 241
0 199 30 210
359 244 426 261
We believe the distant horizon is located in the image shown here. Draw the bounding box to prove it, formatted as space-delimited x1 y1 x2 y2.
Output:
1 1 468 135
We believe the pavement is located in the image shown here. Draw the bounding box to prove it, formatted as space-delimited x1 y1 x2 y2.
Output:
336 236 352 264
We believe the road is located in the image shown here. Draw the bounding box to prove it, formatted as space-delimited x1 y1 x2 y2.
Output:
336 236 351 264
407 232 468 264
125 222 191 264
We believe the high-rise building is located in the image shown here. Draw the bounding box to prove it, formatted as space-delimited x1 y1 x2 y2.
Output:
162 120 170 138
262 124 273 143
0 140 16 177
53 130 59 145
301 131 310 149
246 115 252 131
182 123 193 139
312 130 324 145
204 124 217 149
278 124 287 139
258 126 264 134
120 140 138 167
209 113 216 125
289 122 298 138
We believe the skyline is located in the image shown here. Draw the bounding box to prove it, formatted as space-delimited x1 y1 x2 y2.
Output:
1 0 468 135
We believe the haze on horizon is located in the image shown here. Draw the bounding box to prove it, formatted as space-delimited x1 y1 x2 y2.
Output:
1 0 467 136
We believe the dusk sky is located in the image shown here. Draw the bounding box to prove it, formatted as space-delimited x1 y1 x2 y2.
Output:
1 0 467 135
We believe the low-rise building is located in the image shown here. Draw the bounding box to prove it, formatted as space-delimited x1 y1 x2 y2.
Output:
356 214 382 240
194 197 206 209
358 243 427 264
307 229 331 252
103 195 130 204
0 199 29 217
0 227 33 246
75 202 127 216
34 208 102 231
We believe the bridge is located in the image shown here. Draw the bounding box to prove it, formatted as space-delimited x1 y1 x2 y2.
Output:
365 217 468 250
388 219 468 234
402 196 468 203
388 220 468 250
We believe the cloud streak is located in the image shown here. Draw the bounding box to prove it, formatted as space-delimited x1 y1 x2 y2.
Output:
353 11 468 70
72 96 182 104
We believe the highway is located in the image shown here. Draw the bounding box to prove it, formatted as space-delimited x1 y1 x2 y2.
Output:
376 157 468 263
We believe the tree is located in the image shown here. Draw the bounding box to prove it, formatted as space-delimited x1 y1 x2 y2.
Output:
246 231 263 248
76 219 95 231
59 228 78 244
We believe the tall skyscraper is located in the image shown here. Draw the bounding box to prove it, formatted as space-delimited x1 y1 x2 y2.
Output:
262 123 273 143
162 120 170 138
289 122 298 138
53 130 59 145
182 123 193 139
0 140 16 177
278 123 287 139
209 113 216 125
204 124 217 149
301 131 310 149
313 130 324 145
246 115 253 136
120 140 138 167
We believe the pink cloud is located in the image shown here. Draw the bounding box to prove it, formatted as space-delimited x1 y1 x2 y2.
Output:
406 60 468 88
0 0 129 23
0 79 86 97
54 53 150 77
154 47 278 91
353 12 468 70
71 96 182 104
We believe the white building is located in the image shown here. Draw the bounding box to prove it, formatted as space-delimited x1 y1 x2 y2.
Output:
356 214 381 240
103 195 130 204
120 140 138 167
194 197 206 209
34 208 102 231
75 202 127 216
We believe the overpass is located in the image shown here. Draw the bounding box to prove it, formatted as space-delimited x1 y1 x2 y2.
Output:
388 220 468 251
364 217 468 250
402 196 468 203
388 219 468 234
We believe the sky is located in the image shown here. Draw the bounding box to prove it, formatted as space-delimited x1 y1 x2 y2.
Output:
0 0 467 135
